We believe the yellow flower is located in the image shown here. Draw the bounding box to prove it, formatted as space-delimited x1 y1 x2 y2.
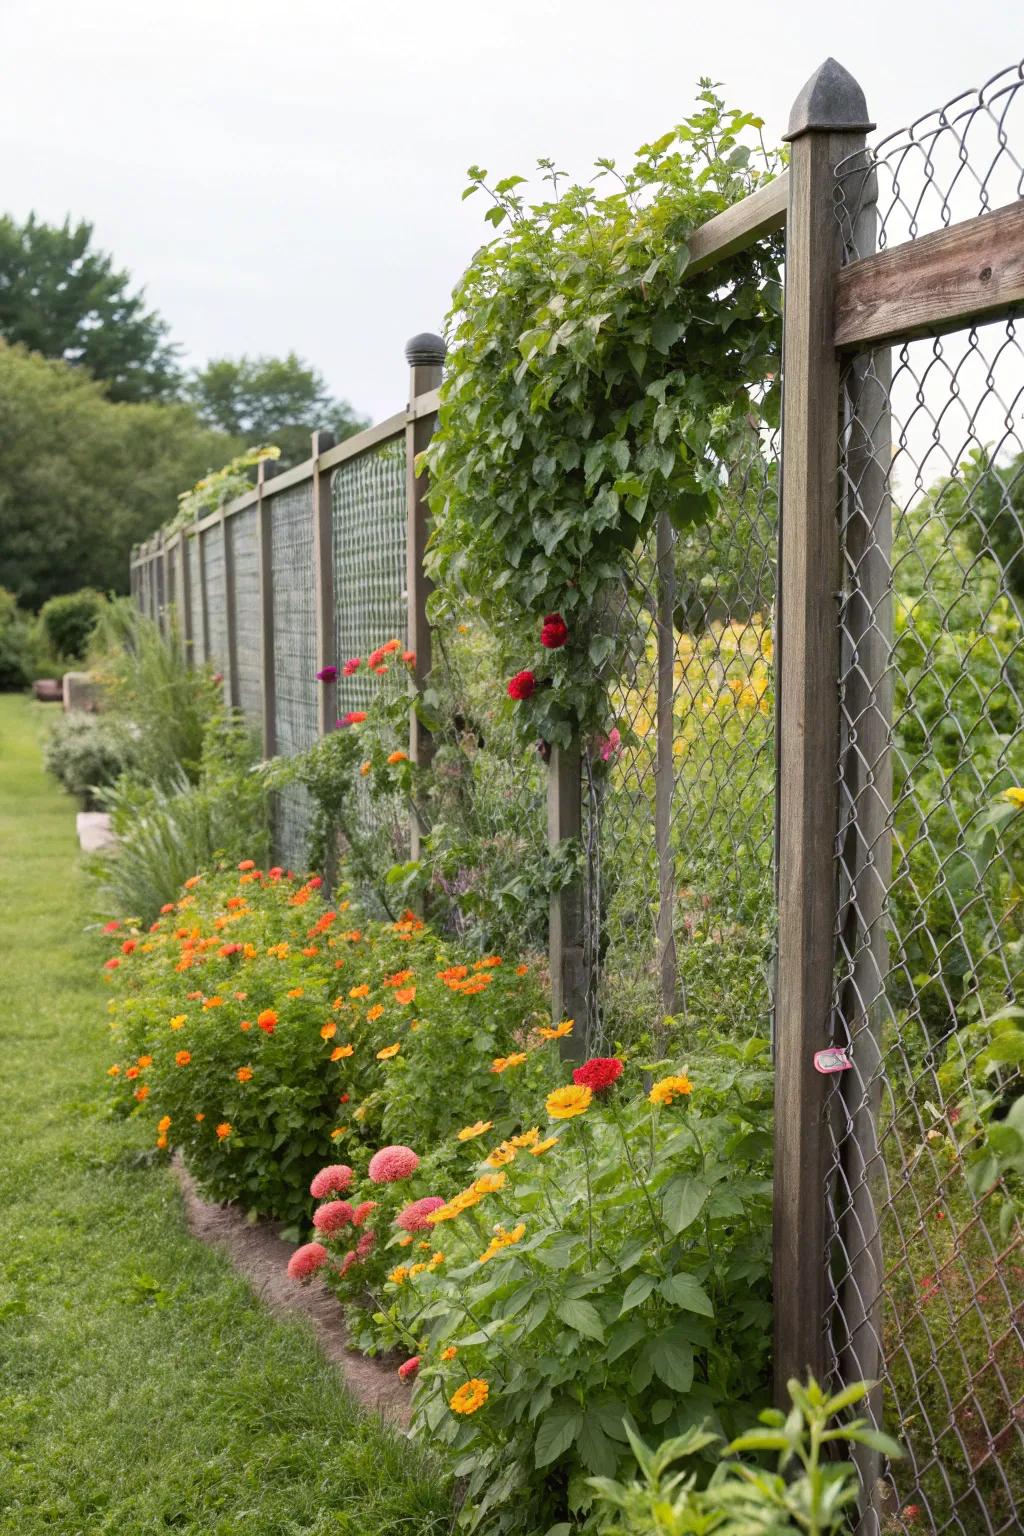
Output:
169 1014 187 1030
1003 787 1024 808
649 1073 693 1106
366 1003 384 1022
471 1172 507 1195
530 1136 560 1156
330 1126 348 1139
546 1084 592 1120
389 1266 410 1285
491 1052 528 1074
485 1141 517 1168
537 1019 574 1041
349 984 370 999
410 1262 428 1277
441 1346 457 1361
320 1021 337 1039
478 1223 526 1264
457 1120 493 1142
450 1378 489 1414
509 1127 540 1149
377 1042 401 1060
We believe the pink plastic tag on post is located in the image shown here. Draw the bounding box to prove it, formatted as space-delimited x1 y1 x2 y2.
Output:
813 1048 852 1075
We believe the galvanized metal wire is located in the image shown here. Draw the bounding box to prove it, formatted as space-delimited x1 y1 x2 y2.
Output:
187 535 204 662
332 438 408 717
201 522 229 688
269 484 318 871
828 64 1024 1536
229 507 262 727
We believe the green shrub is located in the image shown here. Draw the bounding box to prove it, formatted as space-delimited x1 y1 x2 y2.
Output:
0 586 33 689
43 709 135 806
589 1376 900 1535
37 587 106 661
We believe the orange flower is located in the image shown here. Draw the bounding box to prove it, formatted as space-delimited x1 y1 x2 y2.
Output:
215 1122 232 1139
195 1112 205 1122
474 955 503 969
156 1133 168 1149
169 1014 187 1030
456 1120 493 1142
184 875 201 889
530 1136 560 1156
491 1053 527 1074
376 1043 401 1060
203 996 224 1010
349 984 370 999
437 965 468 984
134 1084 150 1101
107 1064 120 1076
175 1050 192 1067
125 1066 139 1081
359 761 372 777
238 859 255 871
157 1115 172 1133
331 1044 354 1061
394 987 416 1006
257 1008 277 1032
441 1346 457 1361
302 946 318 957
321 1022 337 1040
366 1003 384 1022
136 1055 153 1069
537 1019 574 1041
287 987 304 998
243 943 258 959
240 1020 252 1031
384 970 414 988
386 750 408 765
485 1142 517 1168
237 1066 253 1083
516 964 529 977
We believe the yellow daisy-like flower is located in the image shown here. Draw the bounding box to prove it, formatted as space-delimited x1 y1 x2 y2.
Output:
649 1073 693 1106
545 1084 592 1120
377 1043 401 1060
537 1018 574 1041
471 1172 507 1195
479 1222 527 1264
409 1262 428 1277
530 1136 560 1156
491 1052 528 1074
441 1346 457 1361
349 984 370 999
1002 787 1024 808
107 1064 120 1076
450 1378 489 1414
169 1014 187 1030
485 1142 517 1168
509 1127 540 1149
457 1120 493 1142
388 1266 410 1285
366 1003 384 1022
331 1043 354 1061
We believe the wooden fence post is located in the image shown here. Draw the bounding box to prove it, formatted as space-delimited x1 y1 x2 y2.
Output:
774 58 873 1396
404 333 445 860
312 428 338 738
180 530 194 661
220 506 239 708
197 526 211 664
257 459 278 757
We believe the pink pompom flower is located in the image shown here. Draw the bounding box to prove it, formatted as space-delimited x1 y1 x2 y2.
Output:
309 1164 354 1200
368 1145 420 1183
395 1196 445 1232
312 1200 356 1234
398 1356 420 1381
338 1250 359 1276
287 1242 328 1280
342 658 362 675
352 1200 378 1226
356 1230 376 1259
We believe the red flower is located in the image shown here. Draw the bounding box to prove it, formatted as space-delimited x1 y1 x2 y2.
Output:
540 613 568 649
342 658 362 675
104 957 121 970
336 711 367 727
398 1356 420 1381
901 1508 922 1525
507 670 536 701
121 938 137 954
572 1056 624 1093
102 920 120 933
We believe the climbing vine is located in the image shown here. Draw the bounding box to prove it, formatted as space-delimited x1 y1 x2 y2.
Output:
423 83 784 748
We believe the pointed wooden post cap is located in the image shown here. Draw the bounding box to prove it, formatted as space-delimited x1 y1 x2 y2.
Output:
784 58 873 141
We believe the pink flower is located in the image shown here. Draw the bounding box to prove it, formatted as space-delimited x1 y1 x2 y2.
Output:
102 920 119 933
339 1250 358 1275
315 665 339 682
352 1200 378 1226
309 1163 354 1199
287 1242 328 1280
540 613 568 649
507 670 536 701
395 1196 445 1232
342 658 362 675
356 1230 376 1258
398 1355 420 1381
598 727 621 762
368 1145 420 1183
312 1200 356 1233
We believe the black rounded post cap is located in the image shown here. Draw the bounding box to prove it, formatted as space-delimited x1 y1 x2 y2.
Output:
784 58 874 141
405 333 446 367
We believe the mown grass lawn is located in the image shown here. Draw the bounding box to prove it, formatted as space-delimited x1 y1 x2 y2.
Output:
0 694 449 1535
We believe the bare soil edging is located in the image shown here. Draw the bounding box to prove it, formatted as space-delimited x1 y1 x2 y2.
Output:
172 1157 411 1426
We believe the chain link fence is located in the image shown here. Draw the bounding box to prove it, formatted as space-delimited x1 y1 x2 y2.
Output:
829 63 1024 1536
269 483 318 871
229 506 263 728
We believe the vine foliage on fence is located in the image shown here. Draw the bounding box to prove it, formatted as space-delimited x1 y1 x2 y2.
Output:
424 83 784 748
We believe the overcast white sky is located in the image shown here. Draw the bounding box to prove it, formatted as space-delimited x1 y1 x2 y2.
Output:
0 1 1019 422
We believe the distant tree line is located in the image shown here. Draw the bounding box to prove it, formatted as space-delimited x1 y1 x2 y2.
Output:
0 213 368 605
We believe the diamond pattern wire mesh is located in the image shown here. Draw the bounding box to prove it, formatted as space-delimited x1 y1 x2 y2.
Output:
187 535 204 662
202 522 228 682
229 508 262 727
828 64 1024 1536
270 484 317 871
583 388 779 1055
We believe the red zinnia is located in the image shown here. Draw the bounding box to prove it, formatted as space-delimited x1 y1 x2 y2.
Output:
398 1355 420 1381
540 613 568 649
342 658 362 675
507 670 536 701
572 1056 624 1093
